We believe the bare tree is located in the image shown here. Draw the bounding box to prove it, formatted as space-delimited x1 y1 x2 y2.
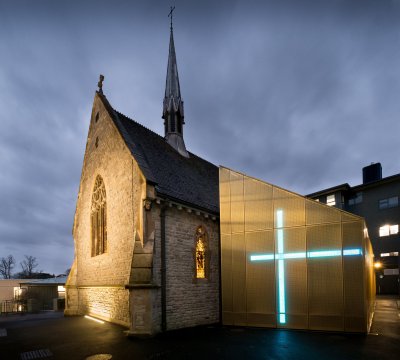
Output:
20 255 39 278
0 255 15 279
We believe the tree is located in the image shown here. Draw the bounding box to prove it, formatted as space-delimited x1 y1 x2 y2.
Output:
20 255 39 278
0 255 15 279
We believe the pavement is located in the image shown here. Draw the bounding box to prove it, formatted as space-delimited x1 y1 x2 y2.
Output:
1 295 399 360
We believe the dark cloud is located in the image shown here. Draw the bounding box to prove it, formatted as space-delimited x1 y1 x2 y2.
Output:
1 0 399 274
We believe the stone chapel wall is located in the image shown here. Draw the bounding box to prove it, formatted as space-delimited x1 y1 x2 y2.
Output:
66 94 145 326
152 205 220 330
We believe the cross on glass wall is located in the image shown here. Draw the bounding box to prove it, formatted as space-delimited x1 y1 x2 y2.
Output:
250 209 362 325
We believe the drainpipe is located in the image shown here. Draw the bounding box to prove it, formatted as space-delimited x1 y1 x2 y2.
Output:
160 204 167 332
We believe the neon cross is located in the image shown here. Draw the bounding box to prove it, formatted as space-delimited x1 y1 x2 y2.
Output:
250 209 362 325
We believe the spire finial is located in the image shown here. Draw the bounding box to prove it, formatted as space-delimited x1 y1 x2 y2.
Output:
98 74 104 94
168 6 175 31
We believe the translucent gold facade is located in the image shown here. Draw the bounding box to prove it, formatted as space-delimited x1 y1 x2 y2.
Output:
220 167 375 332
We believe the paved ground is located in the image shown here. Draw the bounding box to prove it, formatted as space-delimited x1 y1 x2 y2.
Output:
1 295 399 360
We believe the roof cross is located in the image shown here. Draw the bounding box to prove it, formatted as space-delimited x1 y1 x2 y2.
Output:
168 6 175 31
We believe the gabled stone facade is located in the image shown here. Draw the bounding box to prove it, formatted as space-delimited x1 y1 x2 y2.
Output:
65 92 220 335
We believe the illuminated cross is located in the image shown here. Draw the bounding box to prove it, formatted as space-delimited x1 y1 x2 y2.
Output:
250 209 362 325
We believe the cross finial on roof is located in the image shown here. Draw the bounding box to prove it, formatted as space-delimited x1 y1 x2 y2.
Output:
168 6 175 31
98 74 104 94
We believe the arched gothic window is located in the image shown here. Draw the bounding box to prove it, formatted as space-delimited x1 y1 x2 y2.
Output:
91 175 107 256
195 226 207 279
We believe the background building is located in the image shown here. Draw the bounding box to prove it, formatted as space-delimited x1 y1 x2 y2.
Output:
307 163 400 294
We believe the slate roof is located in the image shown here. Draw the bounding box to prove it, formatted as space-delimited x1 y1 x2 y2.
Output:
98 92 219 214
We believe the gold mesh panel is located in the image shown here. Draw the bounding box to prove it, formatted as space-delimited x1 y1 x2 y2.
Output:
364 238 376 331
230 171 245 234
232 233 246 325
273 187 305 228
221 234 232 313
307 224 344 331
341 211 360 222
306 199 341 225
219 168 231 235
244 177 273 231
343 221 365 332
246 231 275 315
307 223 341 251
278 227 308 329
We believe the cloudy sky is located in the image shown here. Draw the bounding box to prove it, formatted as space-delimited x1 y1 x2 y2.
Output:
1 0 399 275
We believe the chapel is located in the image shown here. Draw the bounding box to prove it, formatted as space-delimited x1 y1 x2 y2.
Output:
65 15 375 335
65 20 220 335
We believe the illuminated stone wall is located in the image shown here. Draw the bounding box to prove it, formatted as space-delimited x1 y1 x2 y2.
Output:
65 92 146 327
66 92 220 333
220 167 375 332
154 205 220 330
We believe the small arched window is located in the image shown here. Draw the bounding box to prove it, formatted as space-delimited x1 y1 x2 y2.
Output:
195 226 207 279
91 175 107 256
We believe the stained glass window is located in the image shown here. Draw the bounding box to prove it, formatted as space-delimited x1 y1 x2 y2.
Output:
196 226 207 279
91 175 107 256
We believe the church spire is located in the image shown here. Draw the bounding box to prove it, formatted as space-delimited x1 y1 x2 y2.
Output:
162 7 189 158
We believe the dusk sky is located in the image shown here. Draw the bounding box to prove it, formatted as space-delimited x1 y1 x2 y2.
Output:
1 0 399 275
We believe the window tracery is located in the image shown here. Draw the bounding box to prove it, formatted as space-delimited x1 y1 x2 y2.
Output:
91 175 107 256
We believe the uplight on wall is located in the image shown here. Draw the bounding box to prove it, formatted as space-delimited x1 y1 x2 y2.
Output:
84 315 105 324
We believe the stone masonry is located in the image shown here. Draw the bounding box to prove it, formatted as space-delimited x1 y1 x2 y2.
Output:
65 93 146 327
66 92 221 335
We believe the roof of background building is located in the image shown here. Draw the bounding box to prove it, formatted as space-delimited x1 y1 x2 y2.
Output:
307 173 400 198
98 92 219 214
19 276 68 286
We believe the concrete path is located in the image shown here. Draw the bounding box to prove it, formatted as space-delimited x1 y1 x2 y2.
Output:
1 296 399 360
370 295 400 338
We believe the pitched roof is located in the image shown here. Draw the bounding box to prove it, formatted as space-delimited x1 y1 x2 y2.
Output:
98 92 219 214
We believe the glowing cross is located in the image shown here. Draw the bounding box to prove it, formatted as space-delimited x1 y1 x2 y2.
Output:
250 209 362 325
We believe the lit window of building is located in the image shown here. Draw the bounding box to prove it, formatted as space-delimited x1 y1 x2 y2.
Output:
390 224 399 235
379 224 399 237
326 194 336 206
380 252 399 257
379 196 399 209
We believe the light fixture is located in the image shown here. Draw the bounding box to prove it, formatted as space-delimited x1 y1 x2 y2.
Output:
374 262 382 269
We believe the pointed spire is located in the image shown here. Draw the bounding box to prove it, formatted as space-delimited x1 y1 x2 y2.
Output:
162 7 188 158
